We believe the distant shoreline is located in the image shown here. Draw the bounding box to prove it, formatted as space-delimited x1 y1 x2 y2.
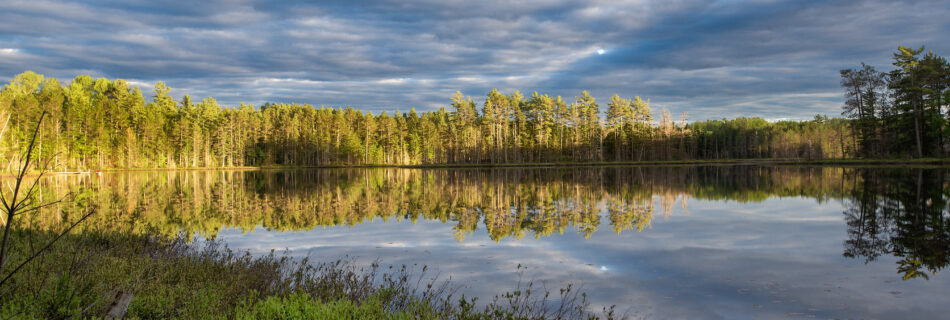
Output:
6 158 950 177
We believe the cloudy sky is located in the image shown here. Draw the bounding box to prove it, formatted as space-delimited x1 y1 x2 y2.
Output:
1 0 947 120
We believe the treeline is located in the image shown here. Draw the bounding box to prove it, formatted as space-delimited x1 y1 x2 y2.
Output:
841 45 950 158
0 73 857 169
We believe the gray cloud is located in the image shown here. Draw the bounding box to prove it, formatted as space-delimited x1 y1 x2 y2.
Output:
1 0 947 120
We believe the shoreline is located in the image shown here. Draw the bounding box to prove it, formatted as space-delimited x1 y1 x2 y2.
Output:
5 158 950 177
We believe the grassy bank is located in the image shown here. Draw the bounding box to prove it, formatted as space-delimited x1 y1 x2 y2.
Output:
0 229 618 319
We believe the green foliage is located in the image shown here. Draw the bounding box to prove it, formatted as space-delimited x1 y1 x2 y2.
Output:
841 46 950 158
235 292 434 320
34 274 89 319
0 72 877 170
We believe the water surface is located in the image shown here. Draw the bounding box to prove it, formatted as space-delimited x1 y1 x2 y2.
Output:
21 166 950 319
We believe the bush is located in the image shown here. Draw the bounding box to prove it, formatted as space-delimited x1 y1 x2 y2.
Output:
0 229 620 319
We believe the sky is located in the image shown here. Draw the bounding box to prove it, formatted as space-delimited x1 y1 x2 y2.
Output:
1 0 948 120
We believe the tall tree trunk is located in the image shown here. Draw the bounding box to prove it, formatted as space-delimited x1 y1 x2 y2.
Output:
914 101 924 158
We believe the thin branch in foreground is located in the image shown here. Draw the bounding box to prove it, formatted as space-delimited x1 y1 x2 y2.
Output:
0 207 97 288
0 112 46 275
12 199 67 217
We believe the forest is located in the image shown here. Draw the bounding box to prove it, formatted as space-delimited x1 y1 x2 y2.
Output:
0 46 947 169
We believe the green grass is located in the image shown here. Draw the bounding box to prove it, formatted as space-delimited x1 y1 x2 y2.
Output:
0 229 620 319
235 292 438 320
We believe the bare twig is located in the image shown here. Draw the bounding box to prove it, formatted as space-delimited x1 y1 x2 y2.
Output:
12 199 66 217
0 111 46 275
0 111 85 294
0 207 96 288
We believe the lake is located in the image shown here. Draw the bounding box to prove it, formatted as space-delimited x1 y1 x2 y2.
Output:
20 166 950 319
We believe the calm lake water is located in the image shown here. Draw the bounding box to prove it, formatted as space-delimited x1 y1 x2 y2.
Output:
22 166 950 319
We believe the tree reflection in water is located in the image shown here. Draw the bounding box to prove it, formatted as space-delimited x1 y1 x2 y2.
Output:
8 165 950 280
842 168 950 280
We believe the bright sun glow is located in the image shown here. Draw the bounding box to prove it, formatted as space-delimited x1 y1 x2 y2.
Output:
596 48 606 55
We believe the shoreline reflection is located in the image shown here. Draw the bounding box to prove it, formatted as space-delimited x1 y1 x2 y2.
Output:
10 165 950 281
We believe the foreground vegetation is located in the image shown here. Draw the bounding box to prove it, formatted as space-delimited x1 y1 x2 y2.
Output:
2 46 945 170
0 230 616 319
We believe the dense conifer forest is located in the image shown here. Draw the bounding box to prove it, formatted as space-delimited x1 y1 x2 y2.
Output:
0 46 946 169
